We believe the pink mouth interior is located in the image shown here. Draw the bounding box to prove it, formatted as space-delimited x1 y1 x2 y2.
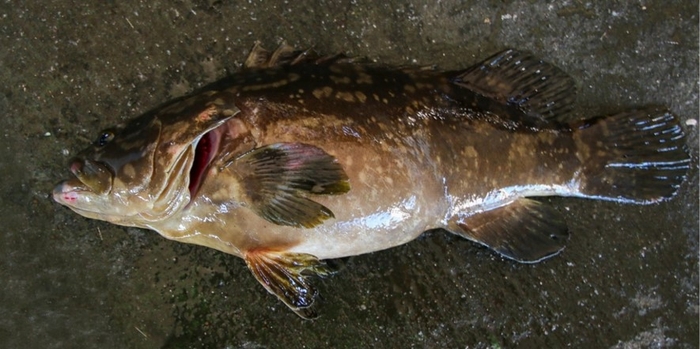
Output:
188 128 221 198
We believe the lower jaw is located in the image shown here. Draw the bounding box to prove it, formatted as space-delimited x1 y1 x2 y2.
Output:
52 178 87 205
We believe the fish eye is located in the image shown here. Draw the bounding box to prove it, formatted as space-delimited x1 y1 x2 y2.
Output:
96 131 115 147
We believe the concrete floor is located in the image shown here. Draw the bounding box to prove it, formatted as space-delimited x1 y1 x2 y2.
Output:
0 0 697 348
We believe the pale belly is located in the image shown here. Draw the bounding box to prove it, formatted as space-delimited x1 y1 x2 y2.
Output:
289 185 444 259
154 139 449 260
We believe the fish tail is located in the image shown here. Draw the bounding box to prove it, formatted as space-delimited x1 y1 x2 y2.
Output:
574 107 690 204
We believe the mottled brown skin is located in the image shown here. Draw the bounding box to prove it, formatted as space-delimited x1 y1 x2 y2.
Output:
54 47 688 317
149 62 581 260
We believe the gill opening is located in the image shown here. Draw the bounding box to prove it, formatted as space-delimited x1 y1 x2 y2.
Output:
188 126 222 199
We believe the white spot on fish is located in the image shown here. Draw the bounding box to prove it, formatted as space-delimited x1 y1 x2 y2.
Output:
358 171 368 183
122 163 136 178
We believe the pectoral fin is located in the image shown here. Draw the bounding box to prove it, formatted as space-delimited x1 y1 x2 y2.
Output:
230 143 350 228
244 250 334 319
451 198 569 263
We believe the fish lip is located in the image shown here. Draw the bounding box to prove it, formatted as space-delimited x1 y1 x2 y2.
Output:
53 158 92 205
52 177 88 205
68 158 114 195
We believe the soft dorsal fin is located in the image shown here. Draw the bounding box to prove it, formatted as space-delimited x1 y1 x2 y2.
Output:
453 49 577 126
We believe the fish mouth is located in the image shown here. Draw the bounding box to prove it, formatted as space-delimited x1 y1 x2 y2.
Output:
188 126 223 198
53 177 86 206
53 158 114 205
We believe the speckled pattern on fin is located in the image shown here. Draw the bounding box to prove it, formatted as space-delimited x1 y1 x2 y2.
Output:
454 49 577 127
230 143 350 228
244 250 334 319
452 198 569 263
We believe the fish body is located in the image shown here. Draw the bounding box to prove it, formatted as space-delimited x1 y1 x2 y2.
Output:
53 44 690 318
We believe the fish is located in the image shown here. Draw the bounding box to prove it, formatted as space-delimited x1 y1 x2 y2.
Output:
53 43 690 318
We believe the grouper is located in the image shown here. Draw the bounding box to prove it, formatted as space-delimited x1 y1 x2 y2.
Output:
53 43 690 318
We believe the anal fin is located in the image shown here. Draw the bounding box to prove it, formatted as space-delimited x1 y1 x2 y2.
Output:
244 250 334 319
450 198 570 263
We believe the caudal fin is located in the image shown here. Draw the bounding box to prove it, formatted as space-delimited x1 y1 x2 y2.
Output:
575 107 690 204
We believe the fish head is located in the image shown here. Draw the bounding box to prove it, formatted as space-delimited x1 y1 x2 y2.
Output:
53 95 237 227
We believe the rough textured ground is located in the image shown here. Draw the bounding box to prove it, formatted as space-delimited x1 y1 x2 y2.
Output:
0 0 697 348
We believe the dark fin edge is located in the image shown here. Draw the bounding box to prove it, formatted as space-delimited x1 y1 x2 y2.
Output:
574 107 691 204
451 198 570 263
453 49 578 127
244 250 334 319
233 143 350 228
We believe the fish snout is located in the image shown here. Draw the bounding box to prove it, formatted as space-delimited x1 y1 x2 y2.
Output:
52 180 83 205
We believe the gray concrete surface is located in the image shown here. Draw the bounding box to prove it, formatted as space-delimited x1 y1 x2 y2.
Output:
1 0 697 348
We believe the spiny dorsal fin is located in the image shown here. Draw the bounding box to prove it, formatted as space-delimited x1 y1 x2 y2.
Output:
454 49 577 127
314 52 359 65
245 250 334 319
244 42 361 69
243 41 271 68
452 198 570 263
244 41 305 69
229 143 350 228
